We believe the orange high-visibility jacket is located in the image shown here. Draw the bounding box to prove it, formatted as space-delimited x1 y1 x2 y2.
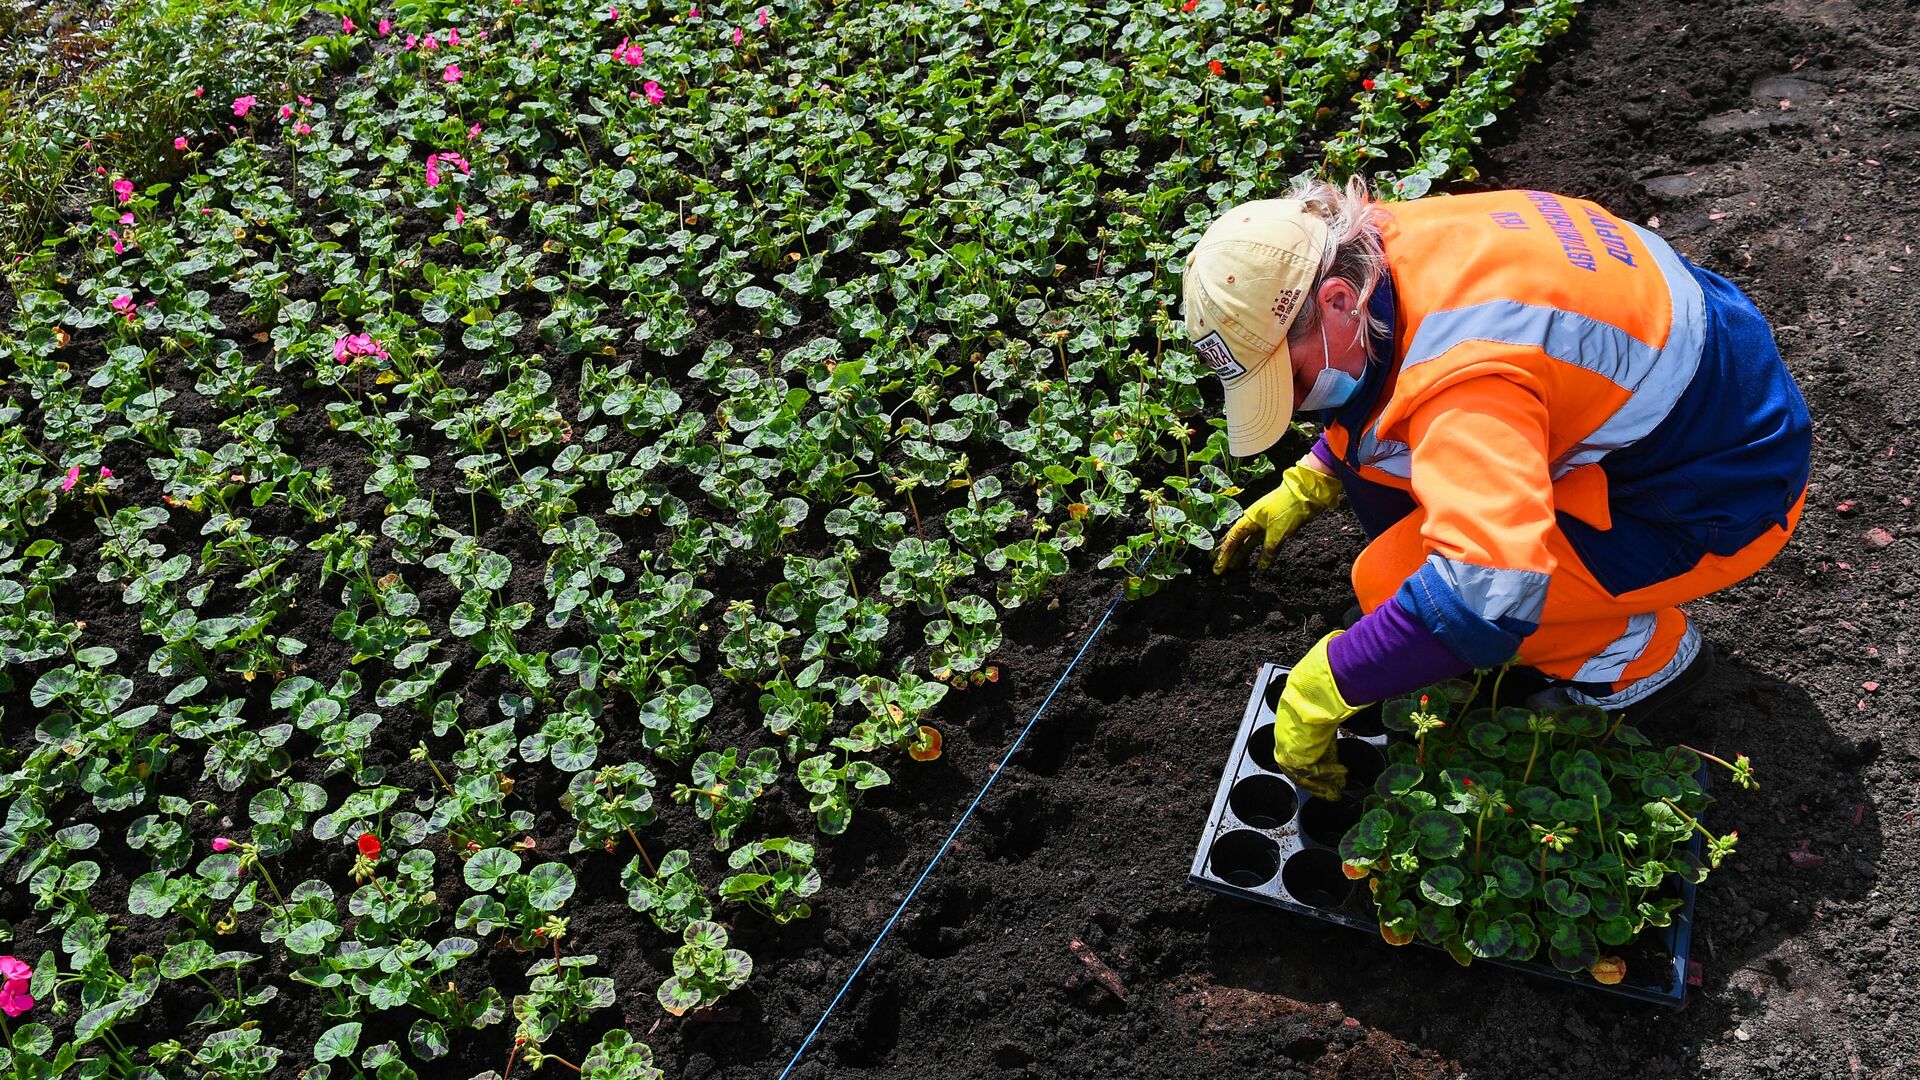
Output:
1316 190 1810 671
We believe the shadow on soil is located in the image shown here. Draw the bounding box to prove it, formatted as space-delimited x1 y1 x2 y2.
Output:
1195 653 1880 1076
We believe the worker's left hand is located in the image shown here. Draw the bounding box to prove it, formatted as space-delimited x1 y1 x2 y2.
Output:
1268 632 1362 801
1214 458 1343 574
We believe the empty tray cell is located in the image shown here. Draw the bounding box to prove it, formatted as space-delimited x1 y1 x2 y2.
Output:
1298 793 1365 848
1229 774 1299 829
1246 723 1281 773
1335 736 1386 792
1281 847 1352 909
1208 829 1281 889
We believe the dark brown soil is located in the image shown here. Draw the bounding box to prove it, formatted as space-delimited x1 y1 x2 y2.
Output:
5 0 1914 1074
713 0 1920 1077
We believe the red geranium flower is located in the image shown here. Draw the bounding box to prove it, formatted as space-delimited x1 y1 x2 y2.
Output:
1362 78 1376 90
1181 0 1197 10
358 833 382 858
1208 59 1223 76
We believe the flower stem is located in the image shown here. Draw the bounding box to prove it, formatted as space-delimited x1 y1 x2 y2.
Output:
626 827 657 875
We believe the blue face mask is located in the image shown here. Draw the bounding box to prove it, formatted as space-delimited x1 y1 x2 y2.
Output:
1298 312 1362 412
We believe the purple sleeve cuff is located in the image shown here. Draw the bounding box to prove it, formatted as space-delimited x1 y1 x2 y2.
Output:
1309 435 1338 470
1327 597 1472 704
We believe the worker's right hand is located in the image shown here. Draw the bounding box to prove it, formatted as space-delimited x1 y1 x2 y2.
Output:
1212 457 1343 574
1269 632 1359 801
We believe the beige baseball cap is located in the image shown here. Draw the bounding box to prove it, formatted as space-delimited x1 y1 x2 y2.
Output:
1182 200 1329 457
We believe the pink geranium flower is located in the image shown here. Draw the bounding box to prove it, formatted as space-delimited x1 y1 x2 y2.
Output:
174 136 189 150
468 122 481 138
454 204 465 226
192 86 205 97
757 6 770 25
442 63 462 82
232 95 257 117
333 333 391 366
212 836 232 851
404 32 417 48
107 230 125 255
60 466 81 492
424 151 470 188
644 80 664 104
119 213 135 225
448 27 461 45
0 956 31 1018
687 3 699 17
296 122 312 135
378 17 391 34
99 467 113 479
341 15 355 32
731 26 743 44
279 104 294 121
609 4 619 16
613 36 643 64
422 32 438 49
112 179 133 203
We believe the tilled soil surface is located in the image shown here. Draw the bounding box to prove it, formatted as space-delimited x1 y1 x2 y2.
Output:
724 0 1920 1076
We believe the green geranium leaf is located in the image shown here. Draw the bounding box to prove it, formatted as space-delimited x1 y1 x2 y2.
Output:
1489 854 1534 899
1409 810 1464 859
1339 808 1395 861
1374 762 1422 796
1420 865 1466 906
1543 878 1592 917
1464 913 1516 959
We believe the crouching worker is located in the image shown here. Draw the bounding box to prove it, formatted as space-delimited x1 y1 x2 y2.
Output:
1184 177 1810 799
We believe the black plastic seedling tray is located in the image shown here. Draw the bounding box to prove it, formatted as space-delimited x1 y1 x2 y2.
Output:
1188 663 1699 1007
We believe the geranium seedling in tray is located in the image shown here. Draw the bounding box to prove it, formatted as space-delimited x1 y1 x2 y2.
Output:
1189 663 1754 1007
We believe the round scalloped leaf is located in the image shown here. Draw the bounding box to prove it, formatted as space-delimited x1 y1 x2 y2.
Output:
657 975 704 1016
1375 762 1423 797
1417 904 1459 943
1596 916 1635 946
1612 722 1652 747
1464 914 1516 959
1496 706 1536 731
1489 854 1534 899
1640 772 1686 800
1589 891 1626 921
1506 917 1542 962
1419 865 1467 906
462 847 522 893
1466 721 1506 757
1547 924 1599 974
314 1022 362 1063
527 863 576 911
1513 786 1558 820
1553 704 1609 737
1409 810 1465 859
408 1019 449 1062
1381 696 1420 733
1670 848 1709 884
1339 808 1395 862
1553 749 1611 804
1379 897 1418 946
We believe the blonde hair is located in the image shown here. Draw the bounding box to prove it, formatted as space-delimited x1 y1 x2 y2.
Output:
1285 174 1391 345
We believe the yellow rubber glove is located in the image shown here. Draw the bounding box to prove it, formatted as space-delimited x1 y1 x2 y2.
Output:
1270 632 1361 801
1213 456 1343 574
